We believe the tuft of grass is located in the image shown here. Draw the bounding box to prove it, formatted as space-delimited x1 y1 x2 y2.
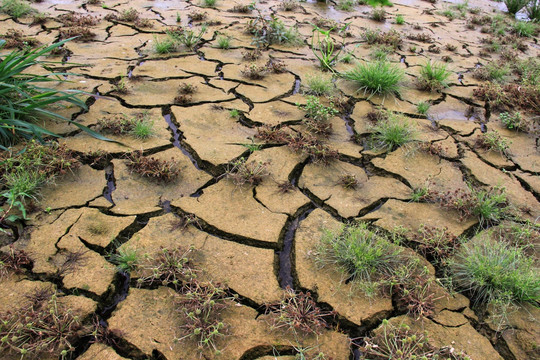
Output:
369 112 416 152
132 118 154 139
504 0 529 15
201 0 217 7
512 21 537 37
297 95 338 123
216 36 231 49
447 239 539 306
303 73 334 96
338 174 359 190
110 247 139 273
136 247 197 291
167 26 207 50
225 158 269 186
0 0 34 19
229 109 240 118
371 7 386 22
340 52 353 63
416 101 431 115
395 14 404 25
527 0 540 20
154 36 176 54
337 0 356 11
473 62 509 82
416 61 452 92
343 61 404 98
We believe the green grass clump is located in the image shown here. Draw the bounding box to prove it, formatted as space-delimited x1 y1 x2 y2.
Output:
297 95 338 122
504 0 529 15
0 0 34 19
527 1 540 21
370 112 416 152
416 101 430 115
343 61 404 98
447 239 539 306
154 36 176 54
316 223 404 294
201 0 217 7
229 109 240 118
110 247 139 272
512 21 537 37
337 0 356 11
499 112 525 131
216 36 231 49
369 45 392 61
416 61 452 92
303 73 334 96
132 118 154 139
395 14 404 25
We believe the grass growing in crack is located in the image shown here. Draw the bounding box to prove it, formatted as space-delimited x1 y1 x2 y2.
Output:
428 185 511 226
416 61 452 92
167 26 207 50
110 247 140 273
216 36 231 49
225 157 269 186
360 320 472 360
0 290 84 359
369 112 416 152
315 223 404 296
124 151 180 182
473 62 509 82
154 36 176 54
410 225 460 264
447 239 539 308
264 288 335 335
297 96 338 123
369 45 392 61
343 61 404 98
395 14 404 25
303 73 334 96
0 246 31 278
474 130 511 156
247 12 302 48
416 101 431 115
136 247 198 291
175 281 234 355
98 112 154 139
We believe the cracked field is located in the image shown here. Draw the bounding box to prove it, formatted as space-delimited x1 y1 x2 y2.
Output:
0 0 539 359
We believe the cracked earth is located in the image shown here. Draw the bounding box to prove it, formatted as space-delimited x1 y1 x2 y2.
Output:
1 0 539 359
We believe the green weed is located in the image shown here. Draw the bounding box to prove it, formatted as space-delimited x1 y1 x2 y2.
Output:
369 112 416 151
416 101 430 115
110 247 140 272
0 0 34 19
416 61 452 92
303 73 334 96
504 0 529 15
343 61 404 98
154 36 176 53
395 14 404 25
216 36 231 49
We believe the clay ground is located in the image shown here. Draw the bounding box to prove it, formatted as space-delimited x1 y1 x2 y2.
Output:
0 0 539 359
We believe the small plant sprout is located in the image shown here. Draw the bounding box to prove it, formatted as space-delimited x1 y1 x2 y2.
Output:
229 109 240 118
338 174 359 189
371 7 386 22
395 14 405 25
474 130 511 156
136 247 197 290
216 35 231 49
304 73 334 96
176 12 181 23
340 52 353 63
297 96 339 123
416 101 431 115
416 61 452 92
311 25 344 71
499 112 525 131
226 158 269 186
410 186 429 202
343 61 404 99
